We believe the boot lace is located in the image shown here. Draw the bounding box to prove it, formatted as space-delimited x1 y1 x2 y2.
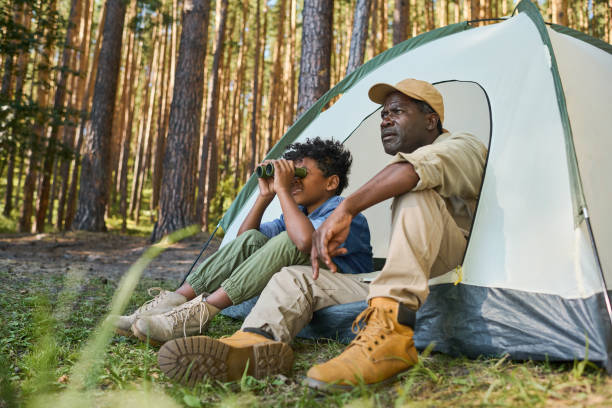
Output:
350 306 395 355
136 287 168 313
165 297 212 338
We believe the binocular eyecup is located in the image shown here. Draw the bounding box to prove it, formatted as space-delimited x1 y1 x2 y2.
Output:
255 163 307 178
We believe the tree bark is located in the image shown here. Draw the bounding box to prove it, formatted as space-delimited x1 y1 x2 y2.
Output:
34 0 80 232
346 0 372 75
392 0 410 45
151 0 211 242
249 0 262 172
296 0 333 117
551 0 568 25
19 0 58 232
65 0 106 230
194 0 227 228
73 0 127 231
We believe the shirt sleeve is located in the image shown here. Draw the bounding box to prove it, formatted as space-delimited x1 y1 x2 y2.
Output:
258 216 286 238
389 132 487 199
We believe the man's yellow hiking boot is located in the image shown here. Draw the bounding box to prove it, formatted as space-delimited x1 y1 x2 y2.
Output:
306 297 418 391
157 331 293 385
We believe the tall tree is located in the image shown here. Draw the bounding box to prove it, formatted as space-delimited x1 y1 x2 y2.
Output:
393 0 410 45
33 0 80 231
249 0 262 172
296 0 333 117
346 0 372 75
73 0 127 231
151 0 211 242
195 0 228 227
551 0 568 25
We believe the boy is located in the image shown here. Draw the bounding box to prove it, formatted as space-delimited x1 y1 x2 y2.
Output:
114 138 373 345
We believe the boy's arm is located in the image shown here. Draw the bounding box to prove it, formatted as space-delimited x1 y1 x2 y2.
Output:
274 159 315 253
237 161 276 236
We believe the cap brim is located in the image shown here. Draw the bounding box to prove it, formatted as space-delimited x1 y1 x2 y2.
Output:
368 83 400 104
368 82 428 105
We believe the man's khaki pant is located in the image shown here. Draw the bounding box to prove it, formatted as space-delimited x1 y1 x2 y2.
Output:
242 190 467 343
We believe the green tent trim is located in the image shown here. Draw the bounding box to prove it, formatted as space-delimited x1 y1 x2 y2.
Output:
219 0 604 232
219 22 474 230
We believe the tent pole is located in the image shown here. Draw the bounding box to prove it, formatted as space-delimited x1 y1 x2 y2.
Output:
583 207 612 327
178 224 221 287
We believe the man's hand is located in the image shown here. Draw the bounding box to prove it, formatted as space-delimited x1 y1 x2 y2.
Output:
310 206 352 279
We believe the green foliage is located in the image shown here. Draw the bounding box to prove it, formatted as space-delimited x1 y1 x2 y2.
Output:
207 172 243 232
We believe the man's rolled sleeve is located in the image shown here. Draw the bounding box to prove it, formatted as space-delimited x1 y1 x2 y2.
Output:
389 132 487 199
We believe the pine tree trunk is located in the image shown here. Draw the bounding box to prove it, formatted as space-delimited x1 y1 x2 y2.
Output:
73 0 127 231
151 23 171 213
346 0 371 75
551 0 568 25
195 0 228 227
151 0 211 242
65 0 106 230
118 18 140 231
296 0 333 117
249 0 262 172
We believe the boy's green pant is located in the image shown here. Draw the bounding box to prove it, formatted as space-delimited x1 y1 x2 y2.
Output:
186 229 310 304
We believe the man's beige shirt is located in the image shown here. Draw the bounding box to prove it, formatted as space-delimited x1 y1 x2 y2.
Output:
390 131 488 233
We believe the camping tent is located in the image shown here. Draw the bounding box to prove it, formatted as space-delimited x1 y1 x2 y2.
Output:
218 0 612 372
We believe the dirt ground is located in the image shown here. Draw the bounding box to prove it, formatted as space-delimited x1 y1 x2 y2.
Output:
0 230 221 286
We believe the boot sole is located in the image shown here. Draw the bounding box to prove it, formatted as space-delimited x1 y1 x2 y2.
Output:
305 371 406 392
158 336 293 385
131 324 164 347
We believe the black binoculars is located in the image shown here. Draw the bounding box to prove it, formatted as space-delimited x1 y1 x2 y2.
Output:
255 163 307 178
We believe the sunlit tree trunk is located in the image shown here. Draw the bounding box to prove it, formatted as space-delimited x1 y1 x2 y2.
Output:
73 0 127 231
19 0 58 232
151 0 211 242
347 0 371 75
296 0 333 117
34 0 80 232
194 0 227 228
65 1 106 230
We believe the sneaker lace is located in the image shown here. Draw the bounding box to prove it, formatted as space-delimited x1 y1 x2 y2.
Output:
350 306 395 354
166 298 211 338
137 287 168 313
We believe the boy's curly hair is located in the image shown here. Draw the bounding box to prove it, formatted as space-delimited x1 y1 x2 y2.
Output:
283 137 352 195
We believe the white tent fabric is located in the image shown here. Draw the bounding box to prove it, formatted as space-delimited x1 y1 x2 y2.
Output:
222 12 606 298
218 0 612 371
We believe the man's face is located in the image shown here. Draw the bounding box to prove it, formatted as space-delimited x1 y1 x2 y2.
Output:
380 92 431 155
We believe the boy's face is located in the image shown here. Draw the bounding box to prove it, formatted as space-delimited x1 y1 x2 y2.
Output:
290 157 336 212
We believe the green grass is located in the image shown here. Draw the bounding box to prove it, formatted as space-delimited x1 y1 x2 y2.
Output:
1 232 611 407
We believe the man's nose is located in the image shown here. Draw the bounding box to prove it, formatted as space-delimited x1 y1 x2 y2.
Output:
381 115 392 127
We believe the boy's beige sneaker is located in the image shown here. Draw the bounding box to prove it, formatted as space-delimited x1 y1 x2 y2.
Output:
305 297 418 391
131 294 219 346
157 331 293 385
113 288 187 337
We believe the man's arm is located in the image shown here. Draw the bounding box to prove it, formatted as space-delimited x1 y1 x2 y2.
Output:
310 162 419 279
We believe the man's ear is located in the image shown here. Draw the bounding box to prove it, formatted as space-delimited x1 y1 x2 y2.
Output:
426 113 439 131
326 174 340 192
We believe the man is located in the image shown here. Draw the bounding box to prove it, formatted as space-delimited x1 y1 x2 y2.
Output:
157 79 486 388
306 78 487 389
113 138 372 346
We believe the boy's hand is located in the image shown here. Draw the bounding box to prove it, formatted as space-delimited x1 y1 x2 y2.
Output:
257 160 275 199
272 159 296 194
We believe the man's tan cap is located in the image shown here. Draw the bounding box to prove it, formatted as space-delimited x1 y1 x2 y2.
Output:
368 78 444 124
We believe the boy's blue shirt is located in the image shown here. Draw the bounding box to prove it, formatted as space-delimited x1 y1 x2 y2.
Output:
259 195 373 274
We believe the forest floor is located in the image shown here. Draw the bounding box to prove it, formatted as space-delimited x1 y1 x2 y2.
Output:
1 230 611 408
